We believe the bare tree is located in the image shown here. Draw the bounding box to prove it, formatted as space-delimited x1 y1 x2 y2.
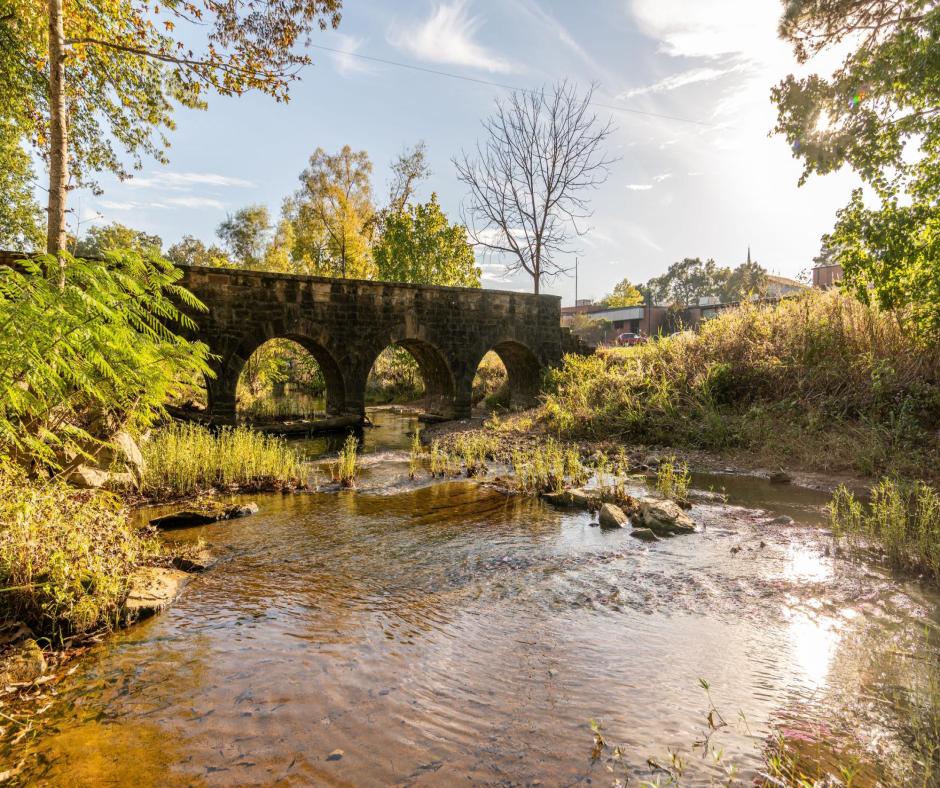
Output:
388 141 431 212
454 81 615 294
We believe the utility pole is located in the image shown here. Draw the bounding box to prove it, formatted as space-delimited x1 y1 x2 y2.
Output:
574 257 579 306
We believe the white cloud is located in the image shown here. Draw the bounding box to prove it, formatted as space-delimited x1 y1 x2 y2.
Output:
126 172 254 190
165 196 226 210
327 33 372 76
652 173 672 183
620 65 743 99
98 200 137 211
389 1 514 73
626 184 653 191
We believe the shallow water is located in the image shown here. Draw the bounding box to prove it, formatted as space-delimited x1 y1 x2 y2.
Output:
7 410 940 785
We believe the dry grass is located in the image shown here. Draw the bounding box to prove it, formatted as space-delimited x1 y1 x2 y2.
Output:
542 290 940 480
0 464 158 643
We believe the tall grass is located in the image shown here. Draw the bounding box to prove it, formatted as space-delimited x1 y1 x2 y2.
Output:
511 439 589 494
653 457 691 505
332 434 359 487
542 290 940 478
0 464 158 643
829 478 940 583
140 423 303 498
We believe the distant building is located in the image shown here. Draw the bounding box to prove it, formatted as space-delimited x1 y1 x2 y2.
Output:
765 274 808 298
812 263 843 289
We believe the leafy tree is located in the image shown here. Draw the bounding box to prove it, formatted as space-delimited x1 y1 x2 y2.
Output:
0 251 210 470
217 205 272 267
73 222 162 258
0 120 43 250
645 258 731 306
773 0 940 339
165 235 232 268
4 0 342 254
374 194 480 287
287 145 376 279
721 258 768 302
602 278 644 308
455 81 615 294
260 220 298 273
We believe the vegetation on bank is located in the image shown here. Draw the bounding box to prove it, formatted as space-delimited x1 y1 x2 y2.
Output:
140 423 304 499
0 464 158 644
830 478 940 584
542 290 940 479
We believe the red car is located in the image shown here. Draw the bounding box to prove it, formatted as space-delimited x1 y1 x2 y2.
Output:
616 332 646 347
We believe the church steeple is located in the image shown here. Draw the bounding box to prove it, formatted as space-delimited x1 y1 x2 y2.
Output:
747 245 752 266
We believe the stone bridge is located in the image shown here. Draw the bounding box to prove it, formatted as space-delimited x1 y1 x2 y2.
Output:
177 266 587 425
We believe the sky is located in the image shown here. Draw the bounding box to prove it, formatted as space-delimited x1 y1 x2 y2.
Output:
70 0 859 304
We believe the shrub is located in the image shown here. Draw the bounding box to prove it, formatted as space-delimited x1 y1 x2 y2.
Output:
140 423 303 498
653 458 691 505
0 464 157 643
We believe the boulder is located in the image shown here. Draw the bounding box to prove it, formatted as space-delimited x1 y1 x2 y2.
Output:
0 639 46 685
598 502 629 529
228 502 259 519
68 465 112 489
150 502 259 530
630 528 659 542
111 431 146 481
123 568 189 624
150 509 223 529
633 497 696 535
171 549 216 573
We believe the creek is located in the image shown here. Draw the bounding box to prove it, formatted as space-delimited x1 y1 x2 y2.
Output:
7 410 940 785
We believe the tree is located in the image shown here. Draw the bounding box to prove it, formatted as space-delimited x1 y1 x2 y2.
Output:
165 235 232 268
4 0 342 254
74 222 162 258
388 141 431 213
0 120 43 250
217 205 272 267
455 81 615 294
721 257 768 302
773 0 940 339
374 194 480 287
287 146 375 279
602 278 644 308
645 258 731 306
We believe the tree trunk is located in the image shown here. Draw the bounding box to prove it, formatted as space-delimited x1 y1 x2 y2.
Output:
46 0 68 259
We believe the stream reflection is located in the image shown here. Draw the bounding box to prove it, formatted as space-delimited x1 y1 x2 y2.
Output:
7 409 940 785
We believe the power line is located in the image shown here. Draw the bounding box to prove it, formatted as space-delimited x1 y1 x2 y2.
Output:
308 44 715 128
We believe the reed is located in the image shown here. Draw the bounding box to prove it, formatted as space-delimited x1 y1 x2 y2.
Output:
140 423 304 498
829 478 940 583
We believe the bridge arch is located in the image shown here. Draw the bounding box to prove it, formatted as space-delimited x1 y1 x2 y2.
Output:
363 336 457 417
470 339 542 410
207 328 348 424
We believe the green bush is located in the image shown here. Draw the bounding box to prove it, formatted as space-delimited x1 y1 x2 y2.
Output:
140 423 303 498
0 463 157 643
